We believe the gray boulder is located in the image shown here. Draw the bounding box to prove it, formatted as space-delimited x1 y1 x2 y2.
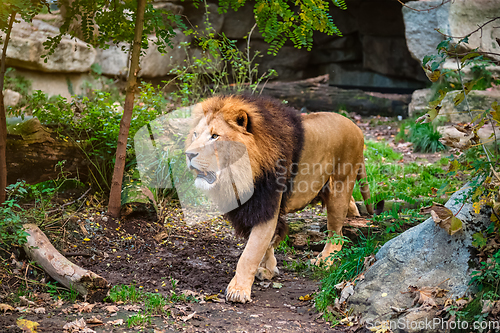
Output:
408 87 500 123
0 18 95 73
138 31 191 78
348 185 491 332
94 43 129 77
361 35 426 81
3 89 22 107
402 1 451 62
449 0 500 62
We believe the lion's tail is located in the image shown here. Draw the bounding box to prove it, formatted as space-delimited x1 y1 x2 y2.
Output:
357 163 374 215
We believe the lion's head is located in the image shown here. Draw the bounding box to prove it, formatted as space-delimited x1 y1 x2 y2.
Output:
184 95 304 236
184 96 265 202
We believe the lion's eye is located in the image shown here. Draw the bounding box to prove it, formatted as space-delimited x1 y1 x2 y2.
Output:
211 133 219 140
193 132 197 139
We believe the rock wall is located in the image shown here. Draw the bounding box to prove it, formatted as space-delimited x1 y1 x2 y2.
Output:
4 1 499 98
1 0 430 98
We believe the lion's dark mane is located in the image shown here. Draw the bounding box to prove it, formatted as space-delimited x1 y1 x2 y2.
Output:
223 95 304 239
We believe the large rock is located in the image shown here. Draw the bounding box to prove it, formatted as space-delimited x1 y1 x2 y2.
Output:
349 185 491 333
94 43 129 77
408 87 500 123
249 41 311 81
408 88 432 116
353 0 406 37
10 68 96 99
402 1 451 62
220 3 263 40
449 0 500 62
3 89 22 107
183 2 224 35
138 31 191 78
311 34 362 65
0 18 95 73
362 35 427 81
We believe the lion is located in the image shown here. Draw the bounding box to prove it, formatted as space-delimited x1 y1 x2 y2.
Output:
185 95 373 303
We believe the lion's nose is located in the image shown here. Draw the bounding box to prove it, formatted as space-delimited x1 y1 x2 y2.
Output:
186 152 198 161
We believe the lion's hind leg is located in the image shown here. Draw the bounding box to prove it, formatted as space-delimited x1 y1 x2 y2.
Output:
256 241 279 281
313 172 356 267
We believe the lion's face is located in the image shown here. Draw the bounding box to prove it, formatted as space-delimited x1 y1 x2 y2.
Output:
185 110 254 197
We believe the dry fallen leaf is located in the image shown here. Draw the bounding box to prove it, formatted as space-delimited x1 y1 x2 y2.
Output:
63 317 96 333
86 316 103 324
368 320 393 333
408 286 448 308
107 319 124 326
181 311 196 322
73 302 96 313
17 318 39 333
420 203 463 235
33 307 45 314
104 305 119 313
338 282 355 304
122 304 141 311
19 296 36 306
53 299 64 308
0 303 15 312
298 294 313 301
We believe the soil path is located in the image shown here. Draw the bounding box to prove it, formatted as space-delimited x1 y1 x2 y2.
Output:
1 213 344 332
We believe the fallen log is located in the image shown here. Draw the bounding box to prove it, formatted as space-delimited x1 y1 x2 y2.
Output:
22 224 109 302
259 75 412 117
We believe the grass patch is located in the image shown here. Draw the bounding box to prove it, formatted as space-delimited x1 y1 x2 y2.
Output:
107 284 146 304
353 140 460 203
127 310 152 328
315 230 379 324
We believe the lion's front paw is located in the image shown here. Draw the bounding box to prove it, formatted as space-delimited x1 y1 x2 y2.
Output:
226 276 252 303
255 266 279 281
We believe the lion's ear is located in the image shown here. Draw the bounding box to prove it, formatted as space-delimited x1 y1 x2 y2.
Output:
234 110 250 132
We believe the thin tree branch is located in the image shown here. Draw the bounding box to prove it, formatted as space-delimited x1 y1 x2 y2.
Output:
435 17 500 40
396 0 451 13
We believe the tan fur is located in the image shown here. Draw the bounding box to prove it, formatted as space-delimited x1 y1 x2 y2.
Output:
185 96 372 303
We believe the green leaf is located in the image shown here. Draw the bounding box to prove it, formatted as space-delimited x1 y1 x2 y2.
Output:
472 232 487 248
461 52 480 64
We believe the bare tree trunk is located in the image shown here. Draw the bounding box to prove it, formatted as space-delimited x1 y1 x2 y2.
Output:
107 0 146 217
0 13 16 205
23 224 109 302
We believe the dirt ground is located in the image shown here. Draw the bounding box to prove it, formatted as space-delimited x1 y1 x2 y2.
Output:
2 209 359 332
0 114 441 332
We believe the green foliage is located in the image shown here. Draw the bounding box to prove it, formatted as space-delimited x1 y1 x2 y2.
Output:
45 281 79 302
276 235 296 255
363 140 402 163
107 284 146 304
27 83 167 193
470 60 500 91
168 5 278 105
145 293 169 315
408 123 446 153
4 68 31 96
127 310 152 328
0 1 48 35
0 197 28 247
249 0 345 55
470 249 500 299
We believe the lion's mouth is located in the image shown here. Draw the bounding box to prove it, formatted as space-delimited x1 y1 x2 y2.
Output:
193 168 217 184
